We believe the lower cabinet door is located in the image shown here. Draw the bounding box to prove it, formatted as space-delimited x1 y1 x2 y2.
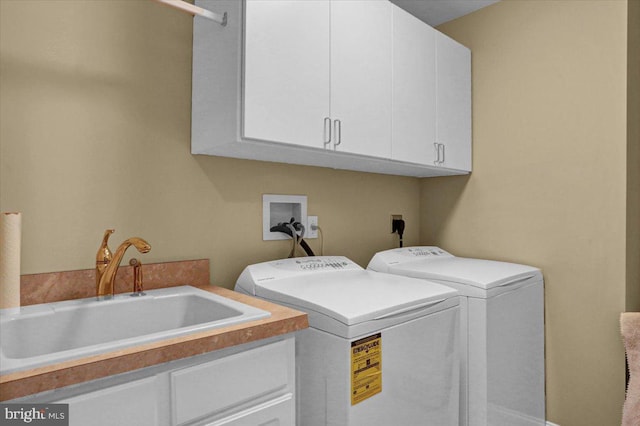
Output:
171 340 292 425
57 377 158 426
200 394 294 426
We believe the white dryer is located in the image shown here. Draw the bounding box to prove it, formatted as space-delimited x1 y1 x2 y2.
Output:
235 256 460 426
368 247 545 426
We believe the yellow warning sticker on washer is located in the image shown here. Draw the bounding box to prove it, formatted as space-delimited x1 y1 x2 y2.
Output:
351 332 382 405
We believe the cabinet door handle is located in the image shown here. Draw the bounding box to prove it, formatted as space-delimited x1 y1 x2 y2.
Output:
334 119 342 147
434 143 440 165
439 143 445 165
324 117 332 146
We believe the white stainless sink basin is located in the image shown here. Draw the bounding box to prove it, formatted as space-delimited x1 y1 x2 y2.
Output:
0 286 270 374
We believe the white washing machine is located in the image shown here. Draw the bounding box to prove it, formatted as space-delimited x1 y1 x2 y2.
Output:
368 247 545 426
235 256 460 426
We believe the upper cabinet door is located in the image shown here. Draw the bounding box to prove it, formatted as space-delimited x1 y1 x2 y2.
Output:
330 0 392 159
243 0 330 148
436 32 472 171
392 5 437 165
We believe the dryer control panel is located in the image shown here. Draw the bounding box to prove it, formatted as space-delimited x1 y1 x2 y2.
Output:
367 247 454 273
405 247 450 257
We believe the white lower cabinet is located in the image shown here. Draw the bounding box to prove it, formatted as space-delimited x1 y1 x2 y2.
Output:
196 394 293 426
61 377 160 426
171 340 293 425
10 337 295 426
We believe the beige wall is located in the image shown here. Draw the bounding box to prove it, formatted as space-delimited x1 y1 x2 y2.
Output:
0 0 421 287
2 1 637 424
424 1 634 425
628 0 640 312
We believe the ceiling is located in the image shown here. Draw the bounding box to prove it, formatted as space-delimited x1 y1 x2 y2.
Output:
390 0 500 27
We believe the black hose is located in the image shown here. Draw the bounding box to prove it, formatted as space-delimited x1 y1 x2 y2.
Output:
270 224 316 257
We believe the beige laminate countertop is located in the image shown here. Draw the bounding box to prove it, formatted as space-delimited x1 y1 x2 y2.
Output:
0 285 308 401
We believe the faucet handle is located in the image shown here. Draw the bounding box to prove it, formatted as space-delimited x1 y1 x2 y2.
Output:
129 258 145 296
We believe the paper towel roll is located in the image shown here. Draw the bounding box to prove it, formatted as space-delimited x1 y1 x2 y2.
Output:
1 212 21 309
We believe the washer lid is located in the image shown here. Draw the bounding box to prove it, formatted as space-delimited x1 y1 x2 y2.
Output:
235 256 458 332
368 247 542 291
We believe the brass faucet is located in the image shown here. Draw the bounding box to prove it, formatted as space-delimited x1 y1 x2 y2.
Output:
95 229 115 294
96 231 151 298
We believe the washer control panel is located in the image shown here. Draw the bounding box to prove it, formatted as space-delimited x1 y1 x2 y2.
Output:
272 257 359 272
236 256 364 294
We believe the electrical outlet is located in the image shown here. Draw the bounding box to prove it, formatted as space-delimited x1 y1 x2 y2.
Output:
391 214 403 233
307 216 318 239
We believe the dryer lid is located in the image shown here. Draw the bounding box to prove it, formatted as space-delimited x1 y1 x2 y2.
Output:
235 256 458 333
368 247 542 291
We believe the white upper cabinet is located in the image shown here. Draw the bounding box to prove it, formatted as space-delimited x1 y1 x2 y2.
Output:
192 0 472 177
391 5 437 165
436 31 472 171
244 0 392 158
330 0 392 158
243 0 330 148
